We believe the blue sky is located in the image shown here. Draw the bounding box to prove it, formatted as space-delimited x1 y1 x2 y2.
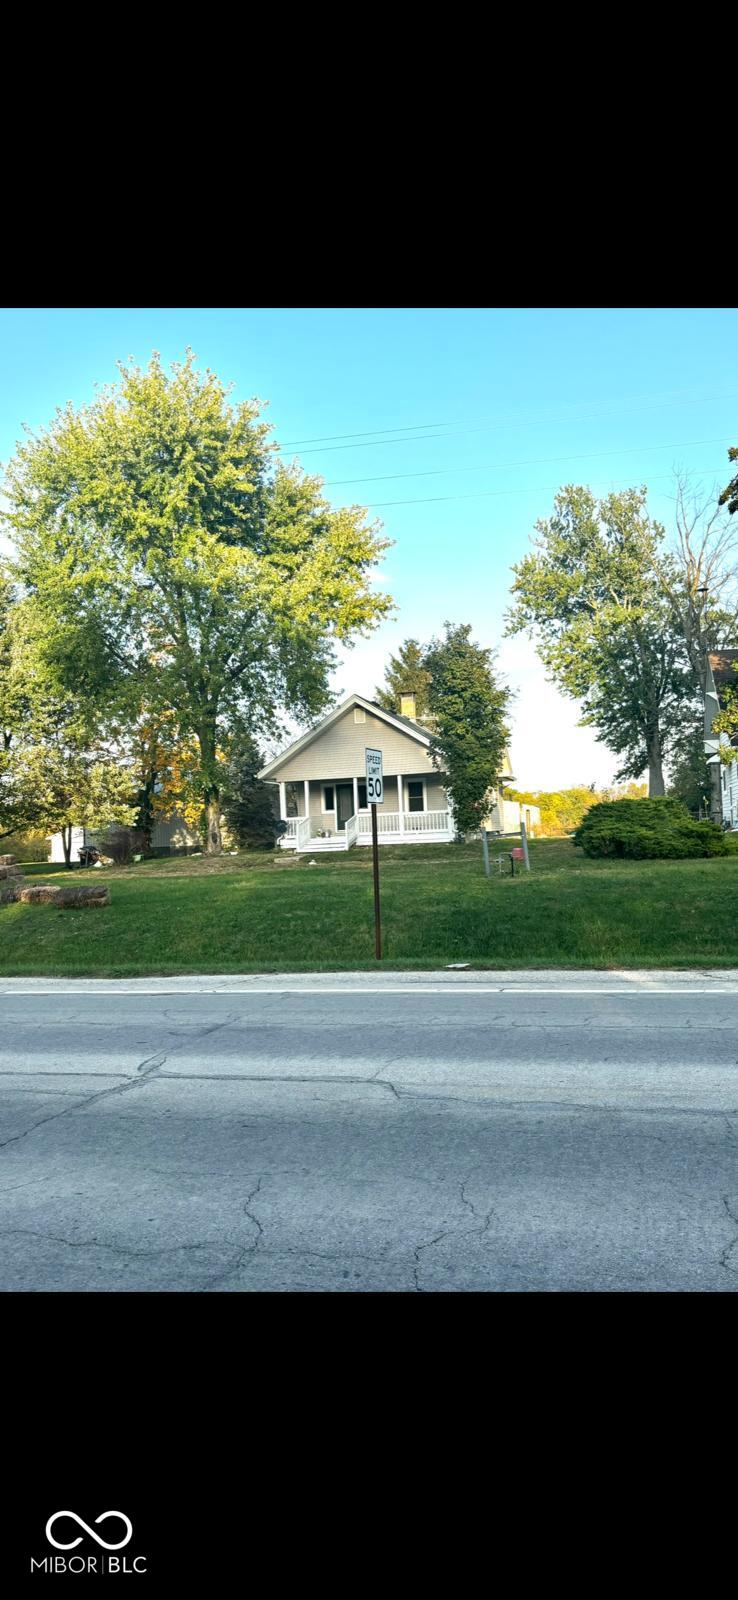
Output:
1 307 736 787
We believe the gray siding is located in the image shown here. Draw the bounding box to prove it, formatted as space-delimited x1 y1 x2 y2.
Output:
271 707 441 782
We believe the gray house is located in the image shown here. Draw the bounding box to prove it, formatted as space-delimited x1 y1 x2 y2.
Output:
47 813 200 863
259 692 537 853
705 649 738 828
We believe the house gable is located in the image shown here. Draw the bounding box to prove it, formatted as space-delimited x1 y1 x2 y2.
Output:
260 697 440 784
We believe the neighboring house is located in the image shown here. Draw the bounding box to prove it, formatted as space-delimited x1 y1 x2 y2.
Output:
705 649 738 828
258 692 539 853
47 813 200 863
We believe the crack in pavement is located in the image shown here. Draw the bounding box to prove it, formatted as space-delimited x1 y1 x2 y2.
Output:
155 1071 402 1098
719 1196 738 1270
199 1176 265 1290
0 1013 242 1156
413 1170 500 1291
0 1226 243 1264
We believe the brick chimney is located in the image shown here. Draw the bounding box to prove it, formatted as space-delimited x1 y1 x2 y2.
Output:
400 692 417 720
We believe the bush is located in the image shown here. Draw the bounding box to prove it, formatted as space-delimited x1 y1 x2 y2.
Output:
573 796 730 859
0 831 48 862
97 827 146 867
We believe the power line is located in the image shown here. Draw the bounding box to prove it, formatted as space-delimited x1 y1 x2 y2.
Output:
277 420 447 447
323 435 735 489
360 464 725 510
274 389 738 456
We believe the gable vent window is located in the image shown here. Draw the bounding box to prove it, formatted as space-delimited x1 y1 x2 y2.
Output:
353 707 366 724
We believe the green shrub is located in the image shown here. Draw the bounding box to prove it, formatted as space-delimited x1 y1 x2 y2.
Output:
573 796 730 859
0 831 48 862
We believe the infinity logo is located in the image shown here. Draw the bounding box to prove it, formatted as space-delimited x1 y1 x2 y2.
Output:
45 1512 133 1551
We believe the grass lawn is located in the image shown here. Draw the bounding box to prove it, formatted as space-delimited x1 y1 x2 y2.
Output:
0 836 736 976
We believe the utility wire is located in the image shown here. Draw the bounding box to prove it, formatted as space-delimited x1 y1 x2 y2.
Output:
323 435 735 489
359 464 725 510
275 389 738 456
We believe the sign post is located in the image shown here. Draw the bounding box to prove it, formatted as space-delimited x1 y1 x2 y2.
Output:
365 748 384 960
520 818 530 871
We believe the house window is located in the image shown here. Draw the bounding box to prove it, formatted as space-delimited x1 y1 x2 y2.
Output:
323 785 335 812
358 782 368 809
407 781 425 813
354 708 366 724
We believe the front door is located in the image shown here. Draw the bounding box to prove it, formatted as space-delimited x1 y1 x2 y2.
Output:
336 784 354 831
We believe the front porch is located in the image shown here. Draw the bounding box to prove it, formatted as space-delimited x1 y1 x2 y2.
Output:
280 808 455 852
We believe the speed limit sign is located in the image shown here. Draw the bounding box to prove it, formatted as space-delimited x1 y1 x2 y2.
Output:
365 747 384 804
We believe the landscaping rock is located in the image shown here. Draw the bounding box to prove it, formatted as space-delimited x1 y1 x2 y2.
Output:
19 885 62 904
0 864 23 880
18 883 110 907
57 885 110 908
0 883 20 905
0 854 17 865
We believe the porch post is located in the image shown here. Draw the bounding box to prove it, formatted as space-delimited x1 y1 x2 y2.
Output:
304 779 310 818
397 776 405 836
279 782 287 821
353 776 359 816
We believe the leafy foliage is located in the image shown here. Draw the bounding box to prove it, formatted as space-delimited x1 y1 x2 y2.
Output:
573 796 731 859
423 624 510 836
719 446 738 516
1 732 138 861
375 638 433 720
220 733 285 850
3 351 392 852
506 486 700 794
667 725 713 817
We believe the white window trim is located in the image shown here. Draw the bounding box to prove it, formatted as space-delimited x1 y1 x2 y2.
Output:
321 785 337 814
406 778 427 814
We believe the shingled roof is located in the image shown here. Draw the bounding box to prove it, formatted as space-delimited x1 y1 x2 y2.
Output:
709 650 738 693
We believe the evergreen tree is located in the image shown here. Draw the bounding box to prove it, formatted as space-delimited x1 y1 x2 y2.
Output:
423 624 510 836
221 733 285 850
375 638 433 720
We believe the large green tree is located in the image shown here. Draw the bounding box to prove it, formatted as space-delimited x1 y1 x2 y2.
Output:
3 352 393 852
375 638 433 720
506 486 699 796
423 624 510 836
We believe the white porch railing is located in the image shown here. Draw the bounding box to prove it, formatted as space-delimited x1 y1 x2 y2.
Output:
296 815 313 851
281 809 453 849
403 809 451 835
356 810 452 837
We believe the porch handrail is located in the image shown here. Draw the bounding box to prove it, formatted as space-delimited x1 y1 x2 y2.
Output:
296 814 313 850
345 814 359 848
357 809 450 834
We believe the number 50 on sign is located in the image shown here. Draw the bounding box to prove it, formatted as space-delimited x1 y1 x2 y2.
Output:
365 747 384 804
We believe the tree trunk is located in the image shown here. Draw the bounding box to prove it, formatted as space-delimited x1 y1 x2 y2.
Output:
198 717 223 855
206 794 222 854
647 737 665 797
709 762 723 827
61 824 72 869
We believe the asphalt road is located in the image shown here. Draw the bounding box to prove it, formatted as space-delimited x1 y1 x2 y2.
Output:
2 970 738 1292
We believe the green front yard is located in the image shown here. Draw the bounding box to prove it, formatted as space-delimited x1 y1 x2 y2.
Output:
0 837 735 975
